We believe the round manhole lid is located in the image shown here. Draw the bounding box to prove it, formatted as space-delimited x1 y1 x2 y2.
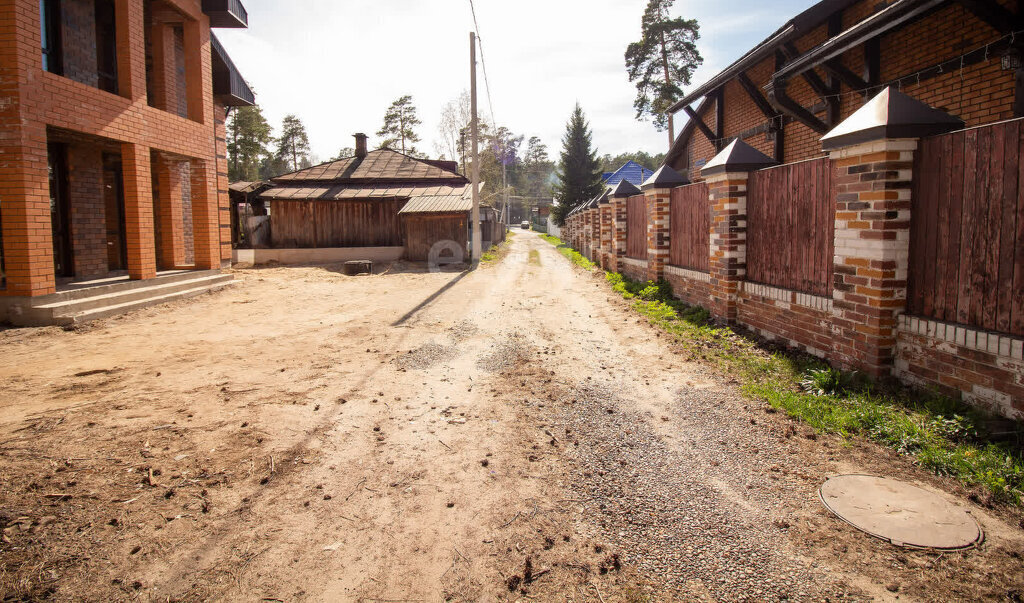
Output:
819 475 982 550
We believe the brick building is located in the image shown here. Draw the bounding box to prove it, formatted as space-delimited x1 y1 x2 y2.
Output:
0 0 253 325
563 0 1024 418
665 0 1020 176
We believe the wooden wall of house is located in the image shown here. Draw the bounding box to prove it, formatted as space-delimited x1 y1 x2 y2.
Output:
402 213 468 261
270 200 405 248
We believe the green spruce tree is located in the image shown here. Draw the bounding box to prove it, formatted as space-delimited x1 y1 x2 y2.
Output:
552 104 603 227
625 0 702 146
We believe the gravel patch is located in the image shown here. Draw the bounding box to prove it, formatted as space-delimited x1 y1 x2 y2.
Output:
477 333 533 373
552 380 861 601
394 343 457 370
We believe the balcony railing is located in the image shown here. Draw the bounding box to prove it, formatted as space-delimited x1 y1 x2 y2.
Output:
211 34 255 107
202 0 248 28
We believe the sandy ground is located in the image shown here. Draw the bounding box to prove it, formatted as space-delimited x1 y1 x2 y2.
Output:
1 230 1023 602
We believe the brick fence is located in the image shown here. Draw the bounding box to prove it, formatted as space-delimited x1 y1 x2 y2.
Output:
564 88 1023 420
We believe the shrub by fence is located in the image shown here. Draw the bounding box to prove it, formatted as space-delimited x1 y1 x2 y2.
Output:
669 182 709 272
746 157 835 297
626 194 647 260
908 120 1024 336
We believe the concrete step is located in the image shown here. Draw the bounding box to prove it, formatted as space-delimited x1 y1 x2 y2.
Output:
53 269 220 302
38 273 234 315
60 280 237 325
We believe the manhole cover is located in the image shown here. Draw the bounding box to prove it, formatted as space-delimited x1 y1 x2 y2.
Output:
819 475 982 550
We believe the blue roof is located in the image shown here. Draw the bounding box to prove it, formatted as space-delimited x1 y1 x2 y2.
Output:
601 160 654 187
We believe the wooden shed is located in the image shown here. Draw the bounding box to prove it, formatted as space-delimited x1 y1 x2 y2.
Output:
398 193 473 261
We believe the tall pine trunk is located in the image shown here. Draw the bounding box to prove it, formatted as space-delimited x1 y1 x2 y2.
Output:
660 30 675 148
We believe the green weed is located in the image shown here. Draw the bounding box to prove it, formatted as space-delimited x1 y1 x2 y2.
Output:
603 271 1024 506
539 235 597 270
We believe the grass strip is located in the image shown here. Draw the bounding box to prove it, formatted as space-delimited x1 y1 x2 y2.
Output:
601 270 1024 506
539 234 596 270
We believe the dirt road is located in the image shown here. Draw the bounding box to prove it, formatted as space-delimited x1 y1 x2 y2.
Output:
1 230 1022 602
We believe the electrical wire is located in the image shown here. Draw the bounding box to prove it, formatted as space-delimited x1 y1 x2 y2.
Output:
467 0 498 128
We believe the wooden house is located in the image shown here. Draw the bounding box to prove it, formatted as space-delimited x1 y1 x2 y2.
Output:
257 134 482 262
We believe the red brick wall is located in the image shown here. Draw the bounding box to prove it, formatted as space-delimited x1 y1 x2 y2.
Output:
664 267 711 309
897 317 1024 419
180 161 195 264
0 0 229 295
60 0 100 88
215 101 231 266
67 144 107 277
737 283 834 360
173 26 189 118
619 258 648 283
670 0 1016 172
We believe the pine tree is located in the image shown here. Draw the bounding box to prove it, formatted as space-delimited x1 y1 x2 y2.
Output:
552 104 603 227
377 95 422 155
332 147 355 161
276 114 311 172
625 0 702 146
227 104 273 182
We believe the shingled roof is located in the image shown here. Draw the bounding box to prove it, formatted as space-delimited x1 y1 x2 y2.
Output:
602 160 654 188
272 149 467 185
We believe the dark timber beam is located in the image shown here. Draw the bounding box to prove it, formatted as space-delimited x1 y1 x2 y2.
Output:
737 72 778 119
714 88 725 151
766 79 830 134
682 105 719 146
782 43 832 97
825 12 843 126
772 51 786 162
864 37 881 88
957 0 1022 34
822 60 870 90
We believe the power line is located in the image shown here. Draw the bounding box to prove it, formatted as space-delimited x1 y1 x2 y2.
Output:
467 0 497 127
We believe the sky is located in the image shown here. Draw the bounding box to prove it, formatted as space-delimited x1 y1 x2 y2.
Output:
216 0 820 164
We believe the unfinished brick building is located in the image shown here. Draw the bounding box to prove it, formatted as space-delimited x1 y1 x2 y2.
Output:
0 0 254 325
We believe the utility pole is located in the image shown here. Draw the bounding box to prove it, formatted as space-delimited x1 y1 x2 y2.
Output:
470 32 482 261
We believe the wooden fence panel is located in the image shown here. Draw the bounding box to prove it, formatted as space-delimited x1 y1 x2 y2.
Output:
746 157 834 297
669 182 709 271
908 118 1024 336
626 195 647 259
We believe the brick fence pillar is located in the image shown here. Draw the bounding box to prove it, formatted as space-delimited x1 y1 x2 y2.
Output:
590 207 601 263
820 87 963 376
827 140 916 375
638 165 688 283
699 140 776 323
612 194 627 269
121 143 157 280
704 173 748 322
599 199 613 270
645 188 670 282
